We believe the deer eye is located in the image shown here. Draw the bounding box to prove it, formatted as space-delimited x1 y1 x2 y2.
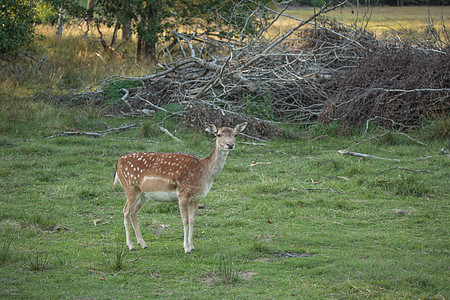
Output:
216 134 222 137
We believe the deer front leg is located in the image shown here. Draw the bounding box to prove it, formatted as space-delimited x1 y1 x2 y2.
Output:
187 200 200 253
179 197 192 254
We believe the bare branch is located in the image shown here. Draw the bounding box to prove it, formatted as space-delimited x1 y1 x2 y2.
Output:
376 166 431 174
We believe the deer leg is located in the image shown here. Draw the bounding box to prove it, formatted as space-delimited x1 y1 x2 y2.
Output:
131 194 148 249
179 197 191 254
123 195 137 251
187 200 200 253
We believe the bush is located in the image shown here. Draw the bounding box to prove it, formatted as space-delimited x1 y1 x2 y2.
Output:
0 0 38 58
35 1 59 25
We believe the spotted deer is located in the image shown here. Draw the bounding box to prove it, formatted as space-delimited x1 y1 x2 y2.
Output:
113 123 247 253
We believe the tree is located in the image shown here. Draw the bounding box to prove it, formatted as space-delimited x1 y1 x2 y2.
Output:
0 0 37 59
92 0 272 63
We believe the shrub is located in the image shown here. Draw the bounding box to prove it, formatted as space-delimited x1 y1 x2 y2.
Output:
0 0 38 58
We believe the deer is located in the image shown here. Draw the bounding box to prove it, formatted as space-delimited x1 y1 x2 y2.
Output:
113 122 247 253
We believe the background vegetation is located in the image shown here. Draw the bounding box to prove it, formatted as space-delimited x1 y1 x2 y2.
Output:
0 2 449 299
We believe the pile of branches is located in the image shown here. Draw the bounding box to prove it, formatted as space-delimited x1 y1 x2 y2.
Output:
319 45 450 128
69 1 449 137
85 2 368 135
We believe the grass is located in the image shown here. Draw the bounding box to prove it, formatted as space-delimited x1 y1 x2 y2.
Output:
284 6 450 38
0 6 448 298
0 103 449 298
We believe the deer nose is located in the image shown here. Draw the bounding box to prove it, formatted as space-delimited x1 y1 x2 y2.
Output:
226 142 235 149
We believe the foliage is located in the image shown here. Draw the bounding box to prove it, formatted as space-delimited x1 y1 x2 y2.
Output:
35 1 59 25
0 0 38 58
26 252 51 271
103 79 143 104
243 94 275 121
290 0 450 5
0 239 13 265
91 0 272 60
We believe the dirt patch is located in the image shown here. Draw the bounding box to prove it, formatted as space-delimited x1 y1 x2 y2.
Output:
199 273 219 285
238 271 258 280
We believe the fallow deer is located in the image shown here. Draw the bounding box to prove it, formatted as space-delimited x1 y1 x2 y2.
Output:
113 123 247 253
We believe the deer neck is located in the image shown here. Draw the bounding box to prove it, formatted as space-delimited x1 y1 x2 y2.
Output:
201 142 230 182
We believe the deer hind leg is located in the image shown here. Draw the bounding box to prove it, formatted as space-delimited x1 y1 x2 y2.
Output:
123 191 140 251
131 194 148 249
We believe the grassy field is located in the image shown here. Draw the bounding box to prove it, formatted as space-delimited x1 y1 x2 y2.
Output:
0 106 449 298
283 6 450 37
0 5 449 299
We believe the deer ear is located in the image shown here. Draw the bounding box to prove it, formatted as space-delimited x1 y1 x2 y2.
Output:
205 123 217 135
234 122 247 134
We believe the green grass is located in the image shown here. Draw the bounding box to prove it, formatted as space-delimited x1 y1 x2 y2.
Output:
0 7 448 297
0 100 448 298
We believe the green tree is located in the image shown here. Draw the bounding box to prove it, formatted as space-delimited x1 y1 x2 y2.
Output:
0 0 37 58
92 0 272 62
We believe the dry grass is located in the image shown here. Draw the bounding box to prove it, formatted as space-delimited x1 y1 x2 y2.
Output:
281 6 450 38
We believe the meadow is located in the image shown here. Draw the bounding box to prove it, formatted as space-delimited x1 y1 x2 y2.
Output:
0 5 449 299
282 5 450 38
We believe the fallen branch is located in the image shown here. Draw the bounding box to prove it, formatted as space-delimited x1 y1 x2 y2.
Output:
46 124 137 139
99 123 137 134
376 166 431 174
159 126 182 142
303 187 342 194
46 130 102 138
338 150 401 161
395 132 429 147
355 131 390 146
120 88 132 110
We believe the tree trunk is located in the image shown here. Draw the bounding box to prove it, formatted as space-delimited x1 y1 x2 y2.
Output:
111 21 119 47
122 21 132 41
86 0 96 23
135 37 142 63
55 7 66 39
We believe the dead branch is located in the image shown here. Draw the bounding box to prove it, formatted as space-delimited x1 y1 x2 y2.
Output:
338 150 401 161
395 132 429 147
376 166 431 174
355 131 390 146
303 187 342 194
120 88 133 110
46 124 137 139
159 126 182 143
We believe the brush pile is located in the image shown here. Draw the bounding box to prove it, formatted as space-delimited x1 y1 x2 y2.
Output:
72 2 449 137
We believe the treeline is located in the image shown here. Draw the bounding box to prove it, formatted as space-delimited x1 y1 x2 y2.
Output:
292 0 449 6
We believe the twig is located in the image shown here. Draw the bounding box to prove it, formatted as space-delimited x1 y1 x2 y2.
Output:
46 131 101 138
376 166 431 174
362 117 404 137
120 88 133 110
135 94 168 112
371 87 450 93
395 132 429 147
159 126 182 143
99 123 137 134
355 131 390 146
338 150 401 161
46 124 137 139
303 187 342 194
